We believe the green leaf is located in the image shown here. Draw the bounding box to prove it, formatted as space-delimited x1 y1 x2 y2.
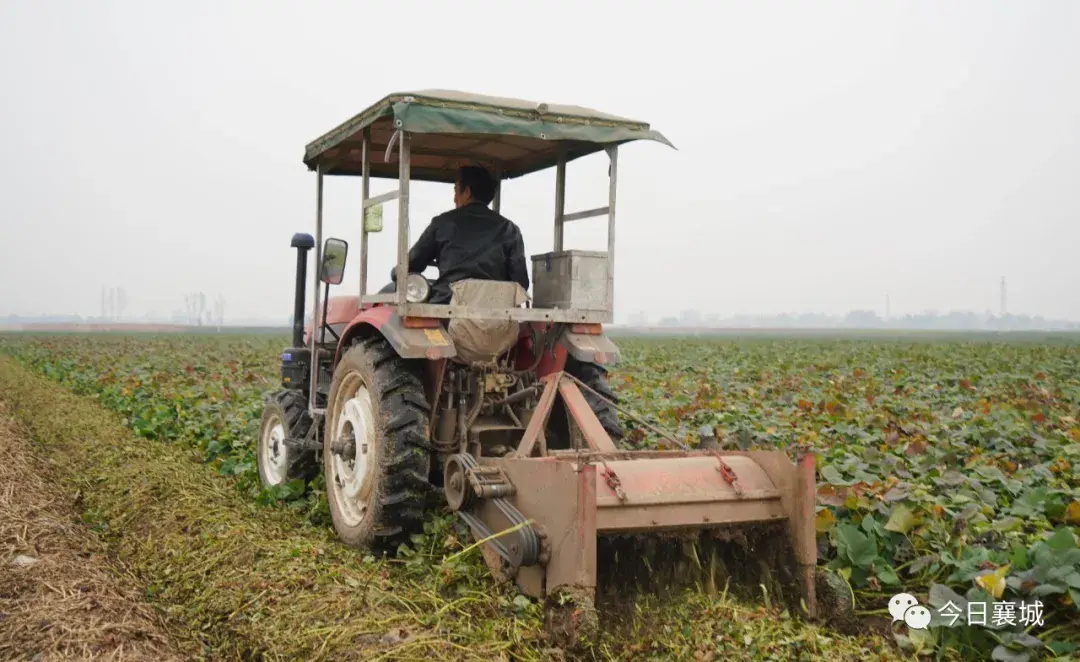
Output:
907 628 936 655
285 478 306 499
875 562 901 586
1046 526 1077 552
993 516 1024 533
850 565 869 586
884 504 919 534
1009 542 1030 570
1031 583 1066 597
511 594 532 612
1008 633 1042 650
910 554 939 575
928 583 969 611
820 465 846 484
990 646 1030 662
861 514 886 538
1047 642 1079 656
835 524 877 568
1010 488 1047 518
892 633 913 652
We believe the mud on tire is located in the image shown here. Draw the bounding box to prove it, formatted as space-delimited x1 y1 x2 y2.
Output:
257 389 318 487
323 336 432 555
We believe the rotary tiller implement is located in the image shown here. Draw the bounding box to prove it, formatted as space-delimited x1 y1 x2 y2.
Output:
439 369 819 642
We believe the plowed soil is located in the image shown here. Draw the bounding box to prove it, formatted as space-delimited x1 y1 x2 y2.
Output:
0 403 187 661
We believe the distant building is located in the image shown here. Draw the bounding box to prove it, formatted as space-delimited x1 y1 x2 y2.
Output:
680 309 702 326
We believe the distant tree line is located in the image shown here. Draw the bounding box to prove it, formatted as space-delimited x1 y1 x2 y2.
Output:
629 310 1079 331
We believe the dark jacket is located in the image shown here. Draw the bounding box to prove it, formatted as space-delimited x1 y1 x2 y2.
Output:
391 201 530 304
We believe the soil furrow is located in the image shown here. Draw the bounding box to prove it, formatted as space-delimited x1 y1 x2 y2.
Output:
0 402 189 661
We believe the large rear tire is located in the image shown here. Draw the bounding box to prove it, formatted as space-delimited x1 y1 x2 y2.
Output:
565 357 624 441
257 390 318 488
544 358 625 451
323 336 432 554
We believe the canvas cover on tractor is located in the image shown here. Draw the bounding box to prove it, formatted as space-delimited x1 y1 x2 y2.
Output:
302 90 675 182
446 279 529 364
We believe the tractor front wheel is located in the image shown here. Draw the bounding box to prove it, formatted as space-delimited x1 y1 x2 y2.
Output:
257 390 317 488
323 336 432 554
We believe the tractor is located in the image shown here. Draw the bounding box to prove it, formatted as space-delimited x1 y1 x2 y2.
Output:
257 90 821 640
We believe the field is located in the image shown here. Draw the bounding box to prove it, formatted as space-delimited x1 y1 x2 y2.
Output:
1 332 1078 661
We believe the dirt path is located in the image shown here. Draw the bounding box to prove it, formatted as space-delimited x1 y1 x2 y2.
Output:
0 403 187 661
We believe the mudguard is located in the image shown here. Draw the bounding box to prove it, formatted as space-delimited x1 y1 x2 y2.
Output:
559 332 621 366
336 306 458 362
303 295 360 347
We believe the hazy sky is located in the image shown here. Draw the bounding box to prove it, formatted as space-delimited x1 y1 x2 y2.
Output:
2 1 1078 322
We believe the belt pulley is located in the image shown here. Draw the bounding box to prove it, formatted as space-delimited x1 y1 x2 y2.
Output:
444 453 540 568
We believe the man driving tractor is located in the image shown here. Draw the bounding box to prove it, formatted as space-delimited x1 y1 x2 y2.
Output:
378 163 624 440
380 165 529 303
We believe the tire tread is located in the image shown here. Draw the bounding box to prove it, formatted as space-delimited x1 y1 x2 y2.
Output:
326 335 432 555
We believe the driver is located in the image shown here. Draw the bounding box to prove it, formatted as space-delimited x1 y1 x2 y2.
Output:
381 165 529 304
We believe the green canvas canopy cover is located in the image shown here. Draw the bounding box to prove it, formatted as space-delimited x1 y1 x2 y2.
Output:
303 90 674 183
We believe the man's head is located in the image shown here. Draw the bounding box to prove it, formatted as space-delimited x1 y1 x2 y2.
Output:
454 165 497 209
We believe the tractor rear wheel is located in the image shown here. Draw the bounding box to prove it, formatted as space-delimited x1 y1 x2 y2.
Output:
257 389 318 488
323 336 431 554
565 357 624 441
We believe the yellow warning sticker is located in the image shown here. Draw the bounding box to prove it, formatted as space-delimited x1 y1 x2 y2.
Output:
424 328 449 346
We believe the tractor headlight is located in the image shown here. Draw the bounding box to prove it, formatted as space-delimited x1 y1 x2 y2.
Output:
405 273 430 303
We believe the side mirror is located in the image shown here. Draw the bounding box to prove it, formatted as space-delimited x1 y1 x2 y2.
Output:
320 238 348 285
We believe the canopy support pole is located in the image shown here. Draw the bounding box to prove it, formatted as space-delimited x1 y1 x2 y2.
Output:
553 150 566 252
396 132 411 305
360 128 370 299
309 164 324 416
606 145 618 321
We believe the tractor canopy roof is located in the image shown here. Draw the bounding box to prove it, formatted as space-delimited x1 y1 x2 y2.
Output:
303 89 674 183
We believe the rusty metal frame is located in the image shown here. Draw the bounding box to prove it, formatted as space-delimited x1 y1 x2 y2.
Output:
477 449 819 617
515 374 560 458
557 378 618 452
466 370 819 618
514 373 622 458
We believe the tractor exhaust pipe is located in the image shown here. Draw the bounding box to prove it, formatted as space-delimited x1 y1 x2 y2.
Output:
290 233 315 347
